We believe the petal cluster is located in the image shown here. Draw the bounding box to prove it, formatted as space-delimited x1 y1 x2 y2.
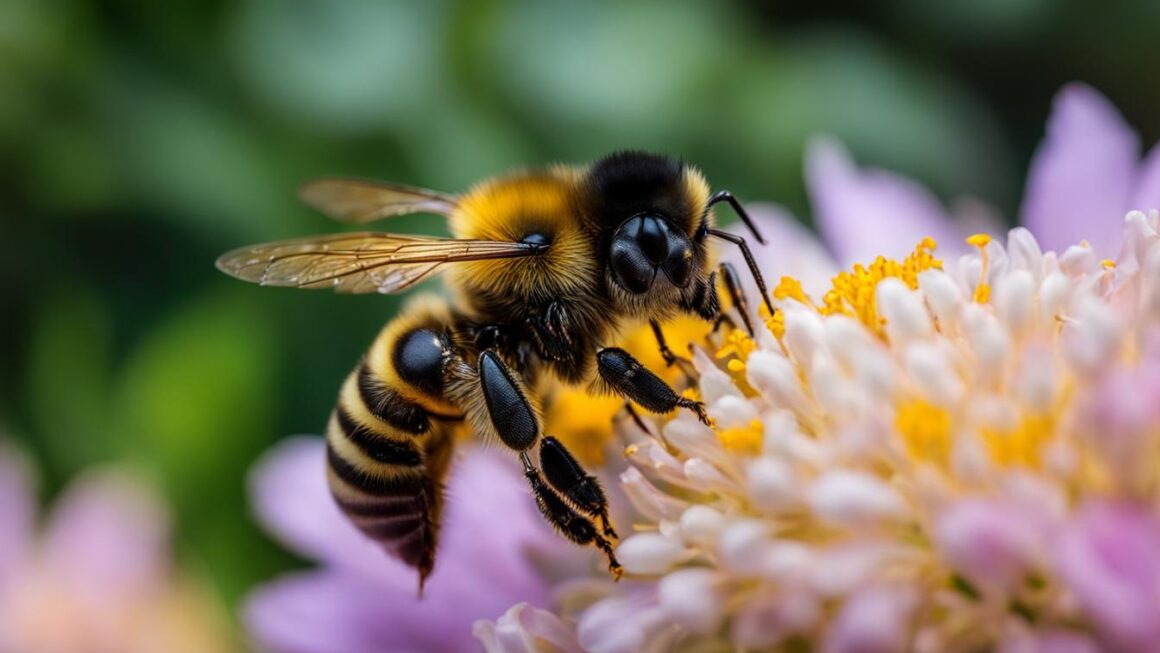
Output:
485 212 1160 653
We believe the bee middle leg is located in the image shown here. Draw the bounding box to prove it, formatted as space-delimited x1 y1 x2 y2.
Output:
649 319 696 379
596 347 710 426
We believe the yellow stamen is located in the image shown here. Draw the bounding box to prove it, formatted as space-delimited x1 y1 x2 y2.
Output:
544 386 625 465
981 413 1055 468
895 400 953 466
717 419 764 455
967 233 993 304
1101 259 1116 270
817 237 942 336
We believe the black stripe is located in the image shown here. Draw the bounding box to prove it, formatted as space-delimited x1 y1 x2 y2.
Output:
357 513 425 540
337 407 423 467
326 442 423 496
335 494 421 516
357 363 430 435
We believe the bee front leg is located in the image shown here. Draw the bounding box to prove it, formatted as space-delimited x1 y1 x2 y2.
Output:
596 347 710 426
528 301 574 362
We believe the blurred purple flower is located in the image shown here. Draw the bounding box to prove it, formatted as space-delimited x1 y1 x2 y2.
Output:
0 444 232 653
732 82 1160 277
1058 501 1160 651
243 436 559 653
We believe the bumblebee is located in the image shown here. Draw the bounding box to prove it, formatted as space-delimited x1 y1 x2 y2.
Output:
217 151 772 588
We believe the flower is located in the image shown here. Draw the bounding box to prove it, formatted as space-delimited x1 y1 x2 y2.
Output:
243 436 564 653
0 443 234 653
483 209 1160 652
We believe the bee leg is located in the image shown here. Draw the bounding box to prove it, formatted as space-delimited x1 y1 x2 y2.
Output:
521 452 622 580
649 319 696 380
477 350 540 453
539 436 617 539
622 401 655 437
717 261 755 336
596 347 710 426
712 313 738 334
708 228 775 317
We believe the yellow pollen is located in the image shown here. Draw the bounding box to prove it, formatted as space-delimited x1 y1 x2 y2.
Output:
967 233 994 304
965 233 992 248
1101 259 1116 269
818 237 942 336
717 419 764 455
773 277 810 304
895 400 952 466
981 413 1055 468
544 386 624 466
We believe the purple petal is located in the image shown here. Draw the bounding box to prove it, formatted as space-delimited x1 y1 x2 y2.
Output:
805 137 964 267
246 570 479 653
1129 142 1160 214
1057 500 1160 652
475 603 584 653
935 498 1044 592
1019 83 1139 258
0 444 34 590
251 436 556 594
248 436 409 583
39 469 170 598
723 203 838 303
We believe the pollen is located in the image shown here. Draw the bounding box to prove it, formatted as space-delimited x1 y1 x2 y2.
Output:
1101 259 1116 269
818 237 942 335
965 233 992 248
773 276 810 304
544 386 624 466
981 413 1055 468
895 400 953 466
717 419 764 455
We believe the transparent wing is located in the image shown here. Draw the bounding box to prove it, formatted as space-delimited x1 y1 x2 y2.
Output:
298 179 458 224
216 232 545 294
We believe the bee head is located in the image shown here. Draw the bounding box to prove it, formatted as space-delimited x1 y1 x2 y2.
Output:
608 212 694 294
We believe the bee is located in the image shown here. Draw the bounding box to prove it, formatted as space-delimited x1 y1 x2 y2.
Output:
217 151 773 588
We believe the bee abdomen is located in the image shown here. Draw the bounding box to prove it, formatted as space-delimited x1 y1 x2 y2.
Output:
335 406 423 467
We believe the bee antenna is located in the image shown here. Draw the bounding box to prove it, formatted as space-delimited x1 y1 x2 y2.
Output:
706 190 765 245
708 229 775 317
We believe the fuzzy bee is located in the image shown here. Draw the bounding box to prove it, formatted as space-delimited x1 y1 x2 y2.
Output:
217 151 772 588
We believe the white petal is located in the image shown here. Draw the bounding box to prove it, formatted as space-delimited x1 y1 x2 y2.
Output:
994 270 1037 337
904 341 966 406
617 533 686 575
679 505 727 547
747 350 811 411
1038 271 1072 322
917 269 964 328
657 569 724 635
959 306 1011 385
746 456 800 512
620 467 687 522
784 307 828 367
808 471 908 527
717 519 771 575
1006 227 1045 277
878 278 933 342
709 395 759 430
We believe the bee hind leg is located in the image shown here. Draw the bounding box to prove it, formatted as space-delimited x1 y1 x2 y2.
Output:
521 452 622 580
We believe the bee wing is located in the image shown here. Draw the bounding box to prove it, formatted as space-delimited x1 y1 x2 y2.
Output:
298 179 458 224
216 232 545 294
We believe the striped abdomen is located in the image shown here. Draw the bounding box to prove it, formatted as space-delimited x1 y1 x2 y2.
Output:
325 301 464 587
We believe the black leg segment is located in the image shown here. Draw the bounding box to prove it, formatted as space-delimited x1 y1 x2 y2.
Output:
707 190 765 244
522 454 622 579
596 347 709 425
709 228 775 316
478 350 539 451
539 436 617 539
718 261 755 336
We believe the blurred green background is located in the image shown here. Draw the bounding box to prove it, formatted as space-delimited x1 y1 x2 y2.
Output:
3 0 1159 638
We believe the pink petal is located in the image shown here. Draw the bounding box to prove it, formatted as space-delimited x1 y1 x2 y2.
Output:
0 444 35 589
821 584 917 653
935 499 1044 592
250 436 555 599
723 203 838 303
475 603 584 653
805 137 964 267
1057 500 1160 652
1129 142 1160 214
246 570 480 653
1019 83 1139 258
39 469 170 598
